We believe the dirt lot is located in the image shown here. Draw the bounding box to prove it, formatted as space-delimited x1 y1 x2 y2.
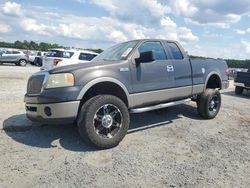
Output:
0 65 249 188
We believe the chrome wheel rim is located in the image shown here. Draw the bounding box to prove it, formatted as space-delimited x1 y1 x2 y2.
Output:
20 60 26 66
93 104 122 138
208 95 219 113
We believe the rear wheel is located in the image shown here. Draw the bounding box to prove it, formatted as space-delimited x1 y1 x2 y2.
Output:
18 59 27 66
235 86 243 95
197 89 221 119
77 95 129 148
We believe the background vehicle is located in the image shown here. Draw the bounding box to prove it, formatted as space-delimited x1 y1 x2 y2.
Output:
34 51 47 67
25 39 229 148
27 51 38 65
41 49 98 70
234 68 250 94
0 50 28 66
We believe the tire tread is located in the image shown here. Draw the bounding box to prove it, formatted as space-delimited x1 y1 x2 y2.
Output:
77 95 129 148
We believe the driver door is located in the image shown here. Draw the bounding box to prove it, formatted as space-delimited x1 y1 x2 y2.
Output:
130 41 175 106
0 51 10 62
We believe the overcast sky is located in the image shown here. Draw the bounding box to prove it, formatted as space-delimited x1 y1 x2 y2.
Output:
0 0 250 59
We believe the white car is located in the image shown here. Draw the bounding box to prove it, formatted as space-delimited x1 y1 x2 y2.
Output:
41 49 98 70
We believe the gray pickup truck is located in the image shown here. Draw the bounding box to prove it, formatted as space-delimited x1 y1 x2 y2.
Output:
25 39 229 148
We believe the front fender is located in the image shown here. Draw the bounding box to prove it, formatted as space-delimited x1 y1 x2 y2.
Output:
76 77 133 107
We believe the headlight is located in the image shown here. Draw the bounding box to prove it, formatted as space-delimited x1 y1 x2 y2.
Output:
45 73 74 89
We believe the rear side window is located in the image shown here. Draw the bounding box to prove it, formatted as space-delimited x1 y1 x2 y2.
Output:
138 41 167 60
79 53 97 61
168 42 183 59
12 51 20 54
46 50 74 58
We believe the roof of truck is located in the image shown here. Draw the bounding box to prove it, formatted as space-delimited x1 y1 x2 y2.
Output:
129 39 178 43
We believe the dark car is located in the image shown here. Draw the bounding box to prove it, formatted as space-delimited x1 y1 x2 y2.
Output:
234 68 250 94
33 51 47 67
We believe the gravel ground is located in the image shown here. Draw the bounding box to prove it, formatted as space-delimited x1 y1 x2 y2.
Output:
0 65 249 188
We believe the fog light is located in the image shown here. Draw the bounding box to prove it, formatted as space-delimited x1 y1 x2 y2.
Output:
44 107 52 116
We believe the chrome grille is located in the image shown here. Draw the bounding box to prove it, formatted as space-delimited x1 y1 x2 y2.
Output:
27 74 45 95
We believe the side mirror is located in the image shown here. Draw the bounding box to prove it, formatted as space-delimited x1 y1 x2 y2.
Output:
135 51 155 64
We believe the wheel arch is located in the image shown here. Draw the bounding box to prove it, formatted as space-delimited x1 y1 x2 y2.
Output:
19 58 27 62
77 77 131 107
204 72 222 91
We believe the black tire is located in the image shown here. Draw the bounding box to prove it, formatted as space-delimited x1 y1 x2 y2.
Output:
235 86 243 95
18 59 27 66
77 95 129 148
197 89 221 119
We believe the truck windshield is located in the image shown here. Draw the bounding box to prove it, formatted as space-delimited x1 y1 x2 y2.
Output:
93 41 138 61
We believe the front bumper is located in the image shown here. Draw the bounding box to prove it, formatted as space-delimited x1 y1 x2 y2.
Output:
25 101 80 124
25 86 82 104
221 80 229 90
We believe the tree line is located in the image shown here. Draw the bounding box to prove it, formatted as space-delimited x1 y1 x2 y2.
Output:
225 59 250 69
0 40 249 68
0 40 103 54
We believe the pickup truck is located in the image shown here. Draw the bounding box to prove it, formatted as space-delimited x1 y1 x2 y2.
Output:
234 68 250 94
25 39 229 148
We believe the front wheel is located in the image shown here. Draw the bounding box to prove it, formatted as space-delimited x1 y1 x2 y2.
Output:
197 89 221 119
18 59 27 66
77 95 129 148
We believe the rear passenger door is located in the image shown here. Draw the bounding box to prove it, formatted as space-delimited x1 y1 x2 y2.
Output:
164 42 192 95
12 51 21 61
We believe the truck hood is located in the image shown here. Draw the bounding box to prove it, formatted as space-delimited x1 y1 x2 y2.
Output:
48 61 98 74
48 59 125 74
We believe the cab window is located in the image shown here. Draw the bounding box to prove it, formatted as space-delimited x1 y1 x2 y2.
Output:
138 41 167 60
79 53 97 61
167 42 184 59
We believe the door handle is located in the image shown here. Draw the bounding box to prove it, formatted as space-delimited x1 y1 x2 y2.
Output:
167 65 174 72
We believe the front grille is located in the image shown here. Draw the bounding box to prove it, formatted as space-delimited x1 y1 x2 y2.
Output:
27 74 45 95
26 106 37 112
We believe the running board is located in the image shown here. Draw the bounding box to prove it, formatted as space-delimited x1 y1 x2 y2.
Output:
130 98 191 113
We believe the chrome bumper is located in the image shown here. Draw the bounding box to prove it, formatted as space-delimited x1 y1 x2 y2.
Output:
25 101 80 123
234 82 250 89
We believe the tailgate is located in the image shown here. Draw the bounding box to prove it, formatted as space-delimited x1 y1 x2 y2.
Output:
235 72 250 87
